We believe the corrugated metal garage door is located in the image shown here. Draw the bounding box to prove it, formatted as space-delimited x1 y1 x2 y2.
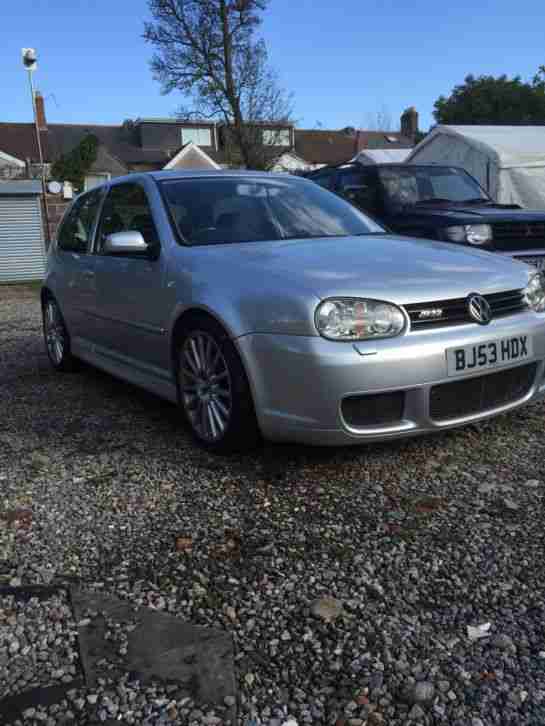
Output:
0 195 46 282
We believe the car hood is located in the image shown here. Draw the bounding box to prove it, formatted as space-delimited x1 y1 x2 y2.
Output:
203 234 532 305
408 203 545 223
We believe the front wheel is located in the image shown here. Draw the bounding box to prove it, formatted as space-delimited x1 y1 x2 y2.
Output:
176 317 260 453
42 296 78 371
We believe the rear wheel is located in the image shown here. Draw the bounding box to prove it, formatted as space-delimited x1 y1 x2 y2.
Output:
42 296 78 371
176 316 260 453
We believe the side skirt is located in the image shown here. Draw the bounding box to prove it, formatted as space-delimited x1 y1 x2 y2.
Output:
72 337 178 404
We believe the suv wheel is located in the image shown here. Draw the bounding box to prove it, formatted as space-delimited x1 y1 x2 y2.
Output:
176 316 260 453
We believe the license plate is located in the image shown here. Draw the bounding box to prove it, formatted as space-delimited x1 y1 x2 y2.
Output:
516 255 545 271
446 335 533 376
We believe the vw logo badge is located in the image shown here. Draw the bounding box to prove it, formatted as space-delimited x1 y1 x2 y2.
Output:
467 293 492 325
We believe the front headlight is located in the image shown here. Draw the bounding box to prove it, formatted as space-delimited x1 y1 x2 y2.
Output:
445 224 492 245
524 273 545 312
315 298 406 341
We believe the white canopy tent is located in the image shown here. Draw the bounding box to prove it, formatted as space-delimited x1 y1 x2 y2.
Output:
351 148 412 165
407 126 545 208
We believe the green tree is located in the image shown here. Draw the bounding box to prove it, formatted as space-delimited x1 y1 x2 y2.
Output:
50 134 99 189
144 0 293 170
434 72 545 124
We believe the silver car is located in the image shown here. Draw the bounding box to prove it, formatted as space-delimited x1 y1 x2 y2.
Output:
42 170 545 452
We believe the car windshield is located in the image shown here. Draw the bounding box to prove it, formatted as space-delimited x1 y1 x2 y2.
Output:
161 176 385 245
377 166 489 208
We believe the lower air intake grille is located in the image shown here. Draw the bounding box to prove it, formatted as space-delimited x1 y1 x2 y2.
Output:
342 391 405 428
429 363 537 421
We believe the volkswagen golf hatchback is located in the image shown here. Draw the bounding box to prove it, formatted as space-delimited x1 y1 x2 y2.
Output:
42 171 545 452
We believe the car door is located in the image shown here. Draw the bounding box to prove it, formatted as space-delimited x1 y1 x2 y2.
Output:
54 188 104 342
92 180 171 374
336 167 385 222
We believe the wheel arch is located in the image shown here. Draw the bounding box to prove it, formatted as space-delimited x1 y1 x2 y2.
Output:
170 306 232 363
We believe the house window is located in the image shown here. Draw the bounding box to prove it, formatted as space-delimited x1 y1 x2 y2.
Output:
84 172 110 191
181 128 212 146
263 129 291 146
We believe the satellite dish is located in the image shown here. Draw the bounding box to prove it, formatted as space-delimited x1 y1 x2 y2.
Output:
22 48 38 72
48 181 62 194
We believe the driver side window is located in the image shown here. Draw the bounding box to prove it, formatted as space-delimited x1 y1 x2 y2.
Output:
338 169 379 214
58 189 103 253
97 183 159 255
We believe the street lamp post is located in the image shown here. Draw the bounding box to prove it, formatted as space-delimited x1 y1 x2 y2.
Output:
22 48 50 247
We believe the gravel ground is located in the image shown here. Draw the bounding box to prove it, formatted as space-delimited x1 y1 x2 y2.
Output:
0 591 80 699
2 283 545 726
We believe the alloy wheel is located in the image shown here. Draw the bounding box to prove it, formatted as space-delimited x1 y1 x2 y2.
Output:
179 331 232 442
44 300 66 365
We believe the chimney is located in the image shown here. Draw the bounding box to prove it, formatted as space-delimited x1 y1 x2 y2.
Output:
400 106 418 144
35 91 47 131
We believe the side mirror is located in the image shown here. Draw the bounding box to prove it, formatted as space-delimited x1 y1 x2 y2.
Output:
343 185 375 209
103 230 149 255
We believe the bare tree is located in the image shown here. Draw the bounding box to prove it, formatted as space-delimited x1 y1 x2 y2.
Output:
144 0 293 169
363 104 393 131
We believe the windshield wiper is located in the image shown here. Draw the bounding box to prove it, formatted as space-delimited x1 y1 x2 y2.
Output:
460 197 493 205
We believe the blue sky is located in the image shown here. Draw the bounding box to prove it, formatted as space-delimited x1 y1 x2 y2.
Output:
2 0 544 132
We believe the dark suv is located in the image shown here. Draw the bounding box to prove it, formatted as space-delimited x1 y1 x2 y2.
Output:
307 163 545 270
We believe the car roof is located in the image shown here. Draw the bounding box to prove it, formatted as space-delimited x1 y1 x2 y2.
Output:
308 162 464 174
150 169 303 181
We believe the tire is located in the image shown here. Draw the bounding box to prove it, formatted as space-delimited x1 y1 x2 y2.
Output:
175 315 261 454
42 295 79 372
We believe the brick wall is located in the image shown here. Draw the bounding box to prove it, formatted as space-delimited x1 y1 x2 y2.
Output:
44 195 70 244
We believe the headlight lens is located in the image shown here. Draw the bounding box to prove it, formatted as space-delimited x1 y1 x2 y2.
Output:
524 273 545 312
315 298 406 340
445 224 492 245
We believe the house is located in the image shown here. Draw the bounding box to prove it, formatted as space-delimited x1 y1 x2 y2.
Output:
0 95 298 189
0 97 418 186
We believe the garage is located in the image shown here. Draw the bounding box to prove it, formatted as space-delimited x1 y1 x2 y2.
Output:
0 180 47 283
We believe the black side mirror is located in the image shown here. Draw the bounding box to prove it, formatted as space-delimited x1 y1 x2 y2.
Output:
343 185 375 210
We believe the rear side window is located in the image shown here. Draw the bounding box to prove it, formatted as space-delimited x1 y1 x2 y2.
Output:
57 189 103 253
97 183 158 253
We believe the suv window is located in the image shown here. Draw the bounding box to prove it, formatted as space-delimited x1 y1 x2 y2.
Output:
337 169 365 190
97 183 159 254
338 168 380 214
57 189 103 253
310 170 335 190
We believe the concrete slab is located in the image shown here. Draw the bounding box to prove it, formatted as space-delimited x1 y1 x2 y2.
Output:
71 590 236 710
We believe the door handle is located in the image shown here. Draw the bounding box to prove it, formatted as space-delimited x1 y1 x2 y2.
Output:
82 270 95 279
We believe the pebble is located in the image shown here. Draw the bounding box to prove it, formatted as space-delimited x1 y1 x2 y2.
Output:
408 704 426 720
310 597 343 623
492 633 516 651
412 681 435 704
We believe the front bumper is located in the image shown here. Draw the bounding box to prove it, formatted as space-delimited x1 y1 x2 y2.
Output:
236 311 545 446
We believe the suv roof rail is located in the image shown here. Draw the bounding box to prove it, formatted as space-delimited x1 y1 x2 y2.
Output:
306 160 361 176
